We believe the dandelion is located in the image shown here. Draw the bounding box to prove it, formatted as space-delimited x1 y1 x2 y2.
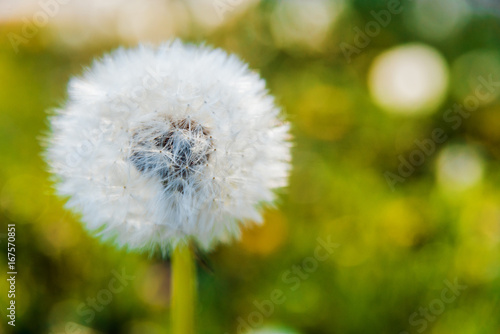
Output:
45 40 291 333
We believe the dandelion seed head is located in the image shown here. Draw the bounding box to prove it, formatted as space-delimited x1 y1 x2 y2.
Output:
45 40 292 255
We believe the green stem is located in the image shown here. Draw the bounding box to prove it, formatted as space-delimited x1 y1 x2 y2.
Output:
171 243 196 334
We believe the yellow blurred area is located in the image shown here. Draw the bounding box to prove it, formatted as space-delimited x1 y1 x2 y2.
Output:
135 263 171 308
378 199 431 247
295 85 352 141
240 210 288 255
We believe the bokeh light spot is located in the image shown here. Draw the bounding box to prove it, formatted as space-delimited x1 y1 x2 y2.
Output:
368 44 449 116
270 0 344 51
436 145 484 191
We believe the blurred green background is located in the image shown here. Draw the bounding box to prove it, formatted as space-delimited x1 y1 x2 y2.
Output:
1 0 500 333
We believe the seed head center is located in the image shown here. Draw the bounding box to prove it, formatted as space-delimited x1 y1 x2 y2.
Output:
130 119 212 189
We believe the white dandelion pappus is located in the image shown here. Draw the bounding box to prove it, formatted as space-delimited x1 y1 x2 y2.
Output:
46 40 291 255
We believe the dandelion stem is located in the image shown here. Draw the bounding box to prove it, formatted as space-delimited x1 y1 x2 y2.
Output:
171 243 196 334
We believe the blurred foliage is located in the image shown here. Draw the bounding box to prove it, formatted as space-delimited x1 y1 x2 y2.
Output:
1 0 500 333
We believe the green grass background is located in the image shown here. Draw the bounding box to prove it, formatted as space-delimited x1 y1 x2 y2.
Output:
1 0 500 333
